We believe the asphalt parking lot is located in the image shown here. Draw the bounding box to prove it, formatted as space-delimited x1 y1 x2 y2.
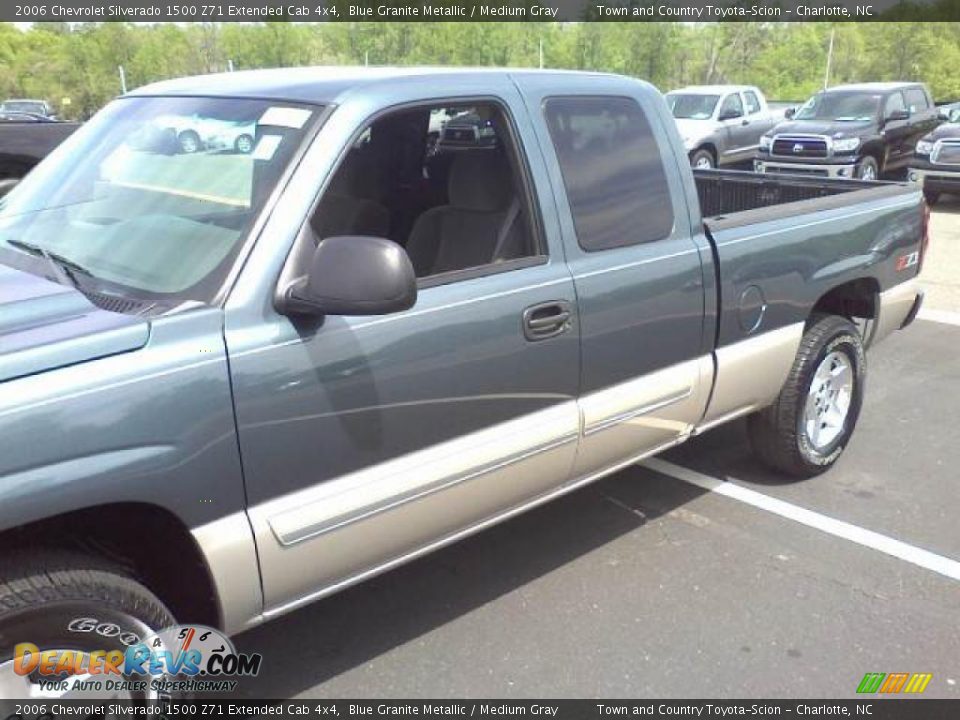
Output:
229 197 960 700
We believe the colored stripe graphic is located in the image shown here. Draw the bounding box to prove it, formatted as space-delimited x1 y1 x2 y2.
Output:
904 673 933 693
857 673 886 693
880 673 910 693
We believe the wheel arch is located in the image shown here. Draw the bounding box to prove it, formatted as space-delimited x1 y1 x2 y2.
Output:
0 502 223 630
809 277 880 343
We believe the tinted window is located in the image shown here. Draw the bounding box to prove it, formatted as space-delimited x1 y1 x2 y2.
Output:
544 96 674 252
904 87 929 113
744 91 761 115
719 94 744 118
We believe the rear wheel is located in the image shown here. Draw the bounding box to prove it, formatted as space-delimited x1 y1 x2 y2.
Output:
855 155 879 181
748 314 866 478
0 550 177 699
924 190 941 206
178 130 201 154
234 134 254 154
690 149 715 170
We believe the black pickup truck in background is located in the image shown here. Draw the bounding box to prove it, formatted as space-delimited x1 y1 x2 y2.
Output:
755 82 941 181
0 117 80 182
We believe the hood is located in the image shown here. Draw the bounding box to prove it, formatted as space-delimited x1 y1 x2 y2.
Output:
675 118 717 144
768 119 875 138
921 122 960 143
0 263 149 383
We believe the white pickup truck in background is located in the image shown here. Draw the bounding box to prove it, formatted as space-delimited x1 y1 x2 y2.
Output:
666 85 781 169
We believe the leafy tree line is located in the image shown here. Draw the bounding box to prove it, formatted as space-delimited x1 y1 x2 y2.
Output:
1 21 958 120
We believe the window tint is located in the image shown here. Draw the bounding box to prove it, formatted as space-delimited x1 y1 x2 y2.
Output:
544 96 674 252
885 92 907 117
720 94 744 118
744 91 762 115
904 87 929 113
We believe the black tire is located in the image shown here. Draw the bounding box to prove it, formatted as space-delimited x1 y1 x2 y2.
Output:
747 314 866 478
855 155 879 181
234 134 254 154
690 148 715 170
0 550 177 699
924 190 941 206
178 130 201 154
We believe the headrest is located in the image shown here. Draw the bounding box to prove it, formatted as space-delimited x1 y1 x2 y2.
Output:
448 152 513 212
327 152 382 201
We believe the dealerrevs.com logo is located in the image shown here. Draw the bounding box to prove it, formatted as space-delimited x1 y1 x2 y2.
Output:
14 624 262 695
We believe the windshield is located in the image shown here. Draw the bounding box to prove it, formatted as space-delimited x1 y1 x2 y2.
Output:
666 94 720 120
795 92 880 122
1 101 47 115
0 96 317 308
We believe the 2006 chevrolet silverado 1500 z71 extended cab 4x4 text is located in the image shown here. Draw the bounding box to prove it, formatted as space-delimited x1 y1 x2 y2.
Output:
0 68 926 694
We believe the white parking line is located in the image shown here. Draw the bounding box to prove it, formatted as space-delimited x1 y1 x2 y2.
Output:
641 457 960 582
918 308 960 326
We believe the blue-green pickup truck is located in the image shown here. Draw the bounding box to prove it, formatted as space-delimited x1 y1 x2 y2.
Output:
0 68 926 698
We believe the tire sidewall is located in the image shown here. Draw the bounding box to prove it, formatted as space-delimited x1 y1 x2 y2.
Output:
0 569 178 699
691 149 715 169
856 155 879 180
795 326 866 471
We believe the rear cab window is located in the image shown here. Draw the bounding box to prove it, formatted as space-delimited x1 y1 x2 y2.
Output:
542 96 674 252
904 87 929 113
744 91 762 115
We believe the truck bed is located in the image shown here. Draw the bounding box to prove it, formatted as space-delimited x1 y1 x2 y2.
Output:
694 168 916 228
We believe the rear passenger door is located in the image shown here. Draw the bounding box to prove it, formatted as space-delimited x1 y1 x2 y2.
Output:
514 77 713 478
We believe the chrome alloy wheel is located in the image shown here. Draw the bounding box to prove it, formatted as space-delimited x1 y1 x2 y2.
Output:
803 350 853 450
694 155 713 169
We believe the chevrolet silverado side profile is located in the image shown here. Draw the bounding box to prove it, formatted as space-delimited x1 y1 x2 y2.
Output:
0 68 926 698
755 82 941 180
665 85 780 169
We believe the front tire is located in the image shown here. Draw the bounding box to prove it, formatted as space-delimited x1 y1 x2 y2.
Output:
690 149 715 170
748 314 866 478
855 155 879 181
0 551 176 699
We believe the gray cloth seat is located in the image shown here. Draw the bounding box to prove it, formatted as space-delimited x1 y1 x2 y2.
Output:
312 154 390 242
405 152 521 277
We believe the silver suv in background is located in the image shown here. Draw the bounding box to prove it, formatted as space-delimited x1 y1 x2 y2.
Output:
666 85 780 169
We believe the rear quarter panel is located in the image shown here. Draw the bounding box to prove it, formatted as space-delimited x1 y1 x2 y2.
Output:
705 186 923 349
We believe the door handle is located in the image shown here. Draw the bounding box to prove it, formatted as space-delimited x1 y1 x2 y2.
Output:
523 301 573 341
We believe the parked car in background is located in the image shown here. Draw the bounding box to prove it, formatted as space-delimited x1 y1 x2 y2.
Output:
0 98 55 119
755 82 941 180
152 113 257 154
910 103 960 204
0 69 926 692
665 85 780 168
0 117 80 182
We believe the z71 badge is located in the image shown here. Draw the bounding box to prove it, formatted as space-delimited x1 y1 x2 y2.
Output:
896 251 919 271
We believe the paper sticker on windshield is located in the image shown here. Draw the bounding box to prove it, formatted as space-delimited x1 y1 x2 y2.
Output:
252 134 283 161
259 107 312 129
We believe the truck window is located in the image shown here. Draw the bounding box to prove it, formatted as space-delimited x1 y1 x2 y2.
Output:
543 96 674 252
885 92 907 117
904 87 929 113
719 94 744 118
311 101 542 281
743 91 762 115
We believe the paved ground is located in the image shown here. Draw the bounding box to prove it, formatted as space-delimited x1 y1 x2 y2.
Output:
229 201 960 699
